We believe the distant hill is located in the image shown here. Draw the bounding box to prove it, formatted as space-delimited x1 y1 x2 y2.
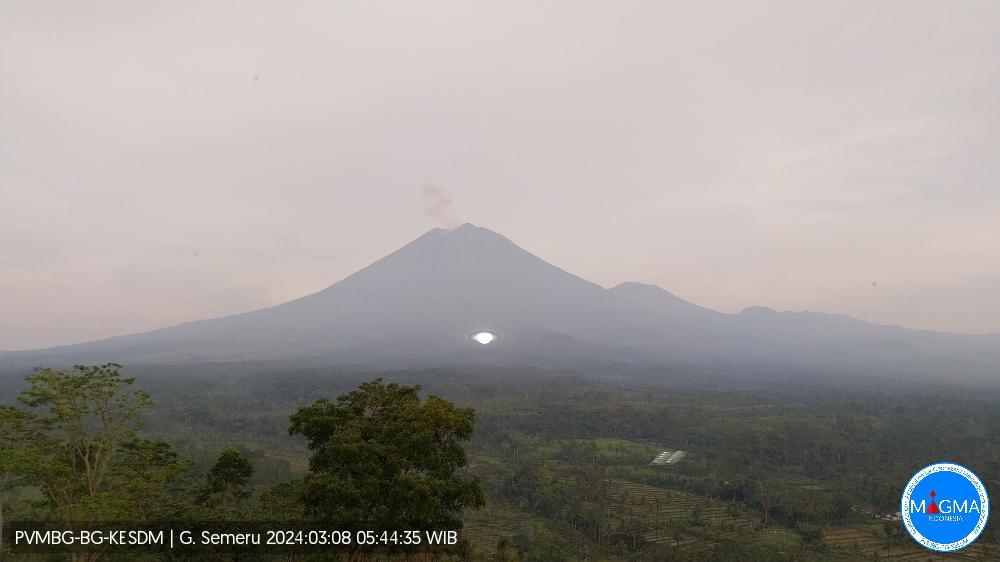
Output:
3 224 998 379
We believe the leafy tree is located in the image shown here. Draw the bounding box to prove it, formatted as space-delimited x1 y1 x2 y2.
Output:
197 447 254 509
796 525 824 549
289 379 484 530
0 428 33 550
257 480 306 521
0 364 189 522
111 438 191 518
830 492 853 522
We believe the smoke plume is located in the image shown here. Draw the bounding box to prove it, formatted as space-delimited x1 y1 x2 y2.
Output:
421 184 459 227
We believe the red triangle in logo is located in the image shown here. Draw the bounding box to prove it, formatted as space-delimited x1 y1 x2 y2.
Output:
927 491 940 514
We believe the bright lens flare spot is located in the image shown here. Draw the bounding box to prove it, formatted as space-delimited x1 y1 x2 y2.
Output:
471 331 497 345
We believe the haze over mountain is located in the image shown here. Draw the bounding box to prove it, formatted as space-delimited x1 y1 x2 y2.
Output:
3 224 998 379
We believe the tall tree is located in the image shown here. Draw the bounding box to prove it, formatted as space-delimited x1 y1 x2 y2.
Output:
197 447 254 510
0 364 189 522
289 379 484 530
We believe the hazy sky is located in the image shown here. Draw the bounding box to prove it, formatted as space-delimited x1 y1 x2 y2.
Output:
2 1 999 350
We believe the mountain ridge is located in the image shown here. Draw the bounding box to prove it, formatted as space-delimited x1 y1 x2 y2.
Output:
2 224 998 380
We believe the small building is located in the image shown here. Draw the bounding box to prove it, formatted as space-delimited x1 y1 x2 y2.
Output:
650 449 687 465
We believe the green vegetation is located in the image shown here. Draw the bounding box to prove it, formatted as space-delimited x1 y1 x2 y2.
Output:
195 447 254 513
0 366 486 560
289 379 485 529
0 363 998 560
0 364 190 525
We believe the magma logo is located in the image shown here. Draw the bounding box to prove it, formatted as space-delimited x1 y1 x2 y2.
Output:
901 463 989 552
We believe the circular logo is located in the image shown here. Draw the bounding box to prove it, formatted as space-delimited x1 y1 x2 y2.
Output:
901 463 989 552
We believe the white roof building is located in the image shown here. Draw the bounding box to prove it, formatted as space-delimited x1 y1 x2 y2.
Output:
650 449 687 465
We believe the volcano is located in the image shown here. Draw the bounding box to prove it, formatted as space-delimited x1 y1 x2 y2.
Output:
3 224 998 377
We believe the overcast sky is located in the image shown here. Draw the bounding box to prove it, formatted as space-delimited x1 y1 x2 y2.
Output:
2 1 999 350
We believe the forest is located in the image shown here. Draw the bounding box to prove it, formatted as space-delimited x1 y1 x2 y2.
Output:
0 362 998 561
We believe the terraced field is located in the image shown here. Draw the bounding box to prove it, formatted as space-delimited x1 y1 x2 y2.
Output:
562 477 998 560
462 503 600 560
596 478 808 558
463 504 536 552
823 527 999 561
464 439 1000 561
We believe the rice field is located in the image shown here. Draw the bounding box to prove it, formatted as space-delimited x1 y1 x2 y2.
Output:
462 504 536 551
598 478 791 556
822 526 999 561
464 437 1000 561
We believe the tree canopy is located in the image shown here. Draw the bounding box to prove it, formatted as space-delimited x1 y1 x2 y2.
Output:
289 379 484 530
0 364 189 522
197 447 254 511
